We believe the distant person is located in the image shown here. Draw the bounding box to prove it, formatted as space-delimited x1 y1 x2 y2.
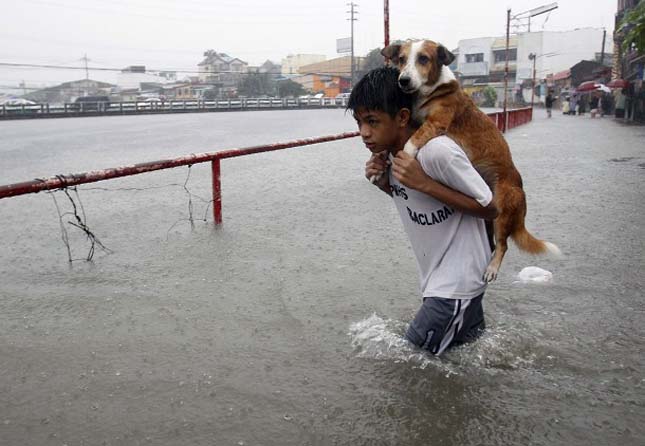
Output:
614 89 626 118
562 96 570 115
590 94 600 118
347 67 497 356
569 94 578 116
578 95 587 116
545 92 556 118
601 93 613 117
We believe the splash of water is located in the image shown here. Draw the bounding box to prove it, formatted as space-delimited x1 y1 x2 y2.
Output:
348 313 455 373
349 313 544 374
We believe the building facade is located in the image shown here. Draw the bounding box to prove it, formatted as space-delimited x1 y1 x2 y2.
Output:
281 54 327 76
613 0 644 121
25 79 114 104
457 28 613 106
198 50 249 98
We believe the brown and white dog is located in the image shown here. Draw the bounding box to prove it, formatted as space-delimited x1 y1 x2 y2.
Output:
382 39 560 281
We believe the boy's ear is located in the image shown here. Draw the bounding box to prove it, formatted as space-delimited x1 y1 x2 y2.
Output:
397 108 412 127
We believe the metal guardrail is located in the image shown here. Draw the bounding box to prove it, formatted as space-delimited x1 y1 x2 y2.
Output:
0 132 360 224
0 97 350 119
487 107 533 132
0 108 532 224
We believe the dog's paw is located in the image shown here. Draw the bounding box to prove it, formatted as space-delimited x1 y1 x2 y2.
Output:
370 172 383 184
403 140 418 157
483 265 498 283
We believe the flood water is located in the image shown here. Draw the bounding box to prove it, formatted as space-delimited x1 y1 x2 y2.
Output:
1 109 644 445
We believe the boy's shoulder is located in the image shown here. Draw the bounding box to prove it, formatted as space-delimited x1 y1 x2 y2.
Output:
418 135 465 164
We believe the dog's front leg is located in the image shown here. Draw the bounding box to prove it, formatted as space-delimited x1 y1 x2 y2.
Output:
406 118 451 156
405 103 456 159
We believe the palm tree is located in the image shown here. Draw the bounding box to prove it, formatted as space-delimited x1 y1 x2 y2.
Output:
619 1 645 54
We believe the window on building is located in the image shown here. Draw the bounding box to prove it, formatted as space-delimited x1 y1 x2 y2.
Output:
465 53 484 63
493 49 517 63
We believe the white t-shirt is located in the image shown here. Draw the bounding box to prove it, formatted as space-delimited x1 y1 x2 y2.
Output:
388 136 493 299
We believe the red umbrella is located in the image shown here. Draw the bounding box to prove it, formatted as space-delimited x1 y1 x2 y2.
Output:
577 81 599 92
607 79 629 89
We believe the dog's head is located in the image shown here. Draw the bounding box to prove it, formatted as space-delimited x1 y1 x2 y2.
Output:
381 40 455 94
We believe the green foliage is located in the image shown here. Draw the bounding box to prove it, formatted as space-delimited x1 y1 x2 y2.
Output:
276 79 307 97
620 1 645 54
482 86 497 107
203 89 218 100
237 73 276 97
356 48 386 79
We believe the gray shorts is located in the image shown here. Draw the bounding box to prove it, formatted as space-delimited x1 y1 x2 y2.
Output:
405 293 485 356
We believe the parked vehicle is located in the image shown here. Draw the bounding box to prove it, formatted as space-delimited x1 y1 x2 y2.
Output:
70 96 110 112
0 98 41 115
335 92 351 105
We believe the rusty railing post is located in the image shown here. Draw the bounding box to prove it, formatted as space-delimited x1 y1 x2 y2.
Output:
211 157 222 225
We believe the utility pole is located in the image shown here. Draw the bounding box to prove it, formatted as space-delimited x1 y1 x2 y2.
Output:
347 2 358 88
504 3 558 131
600 28 606 65
503 8 510 133
384 0 390 48
529 53 537 108
82 53 89 80
80 53 90 97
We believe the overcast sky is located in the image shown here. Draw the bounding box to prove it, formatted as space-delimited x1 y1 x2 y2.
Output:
1 0 617 92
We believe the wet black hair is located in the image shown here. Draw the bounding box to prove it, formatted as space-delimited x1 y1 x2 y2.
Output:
346 66 414 118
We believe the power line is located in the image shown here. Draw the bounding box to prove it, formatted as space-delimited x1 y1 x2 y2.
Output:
0 61 277 75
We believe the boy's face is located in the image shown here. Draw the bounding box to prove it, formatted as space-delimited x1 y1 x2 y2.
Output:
353 107 404 154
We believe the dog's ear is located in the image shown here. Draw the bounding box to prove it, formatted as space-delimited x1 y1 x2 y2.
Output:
437 45 455 66
381 44 402 63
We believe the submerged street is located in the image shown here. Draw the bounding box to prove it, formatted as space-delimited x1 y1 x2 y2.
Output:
1 108 644 445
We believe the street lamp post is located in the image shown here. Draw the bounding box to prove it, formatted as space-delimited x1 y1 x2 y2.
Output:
529 53 537 108
503 3 558 132
502 9 511 133
527 52 558 109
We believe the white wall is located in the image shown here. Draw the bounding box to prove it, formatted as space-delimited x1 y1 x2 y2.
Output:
457 37 496 76
516 32 544 83
541 28 613 77
281 54 326 76
116 72 169 90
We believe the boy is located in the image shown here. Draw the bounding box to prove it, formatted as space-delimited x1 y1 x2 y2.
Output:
347 67 498 355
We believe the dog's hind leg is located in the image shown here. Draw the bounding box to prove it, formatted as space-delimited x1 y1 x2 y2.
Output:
484 214 512 282
483 181 524 282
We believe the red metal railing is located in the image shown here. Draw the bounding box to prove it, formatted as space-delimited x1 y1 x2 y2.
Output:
487 107 533 132
0 108 532 224
0 132 359 224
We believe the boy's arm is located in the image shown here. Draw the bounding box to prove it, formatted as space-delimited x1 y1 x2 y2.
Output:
391 150 498 220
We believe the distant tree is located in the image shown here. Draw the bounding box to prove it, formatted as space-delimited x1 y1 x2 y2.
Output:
619 1 645 54
354 47 385 84
482 86 497 107
203 88 218 100
276 79 307 97
363 48 386 71
237 73 276 97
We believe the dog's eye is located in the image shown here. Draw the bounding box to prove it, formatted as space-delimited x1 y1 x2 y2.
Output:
418 55 430 65
399 56 406 64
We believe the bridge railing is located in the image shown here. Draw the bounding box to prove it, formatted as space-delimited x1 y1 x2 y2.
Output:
0 97 350 118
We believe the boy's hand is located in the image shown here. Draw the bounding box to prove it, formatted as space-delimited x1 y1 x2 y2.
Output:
365 151 390 189
391 151 428 190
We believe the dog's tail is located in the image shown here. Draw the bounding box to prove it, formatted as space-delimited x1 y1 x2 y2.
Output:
511 227 561 256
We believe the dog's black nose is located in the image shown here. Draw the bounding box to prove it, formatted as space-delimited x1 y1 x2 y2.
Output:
399 77 411 88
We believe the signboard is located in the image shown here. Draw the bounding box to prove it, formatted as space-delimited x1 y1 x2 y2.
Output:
337 37 351 54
